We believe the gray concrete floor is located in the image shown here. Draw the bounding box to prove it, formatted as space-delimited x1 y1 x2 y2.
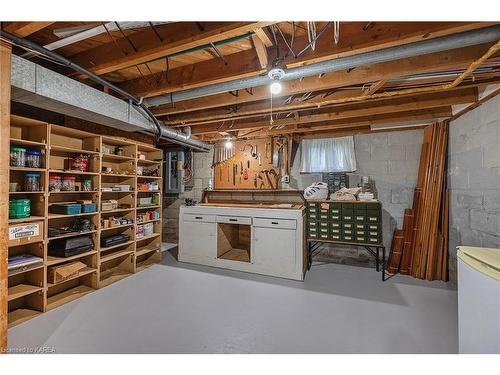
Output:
8 250 458 353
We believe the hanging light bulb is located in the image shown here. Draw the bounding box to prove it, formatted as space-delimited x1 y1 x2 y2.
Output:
224 139 233 149
270 81 282 95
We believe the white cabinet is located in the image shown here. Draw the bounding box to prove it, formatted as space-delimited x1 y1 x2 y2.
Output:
253 226 297 277
179 219 216 263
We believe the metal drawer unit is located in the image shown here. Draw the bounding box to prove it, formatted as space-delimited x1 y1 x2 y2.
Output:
306 200 386 281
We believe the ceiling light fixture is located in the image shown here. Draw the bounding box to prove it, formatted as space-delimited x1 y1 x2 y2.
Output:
268 66 285 96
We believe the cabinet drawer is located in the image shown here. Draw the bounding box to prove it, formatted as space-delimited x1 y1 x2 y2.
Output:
330 234 341 241
355 215 366 222
355 230 366 236
368 237 382 244
184 213 216 223
330 222 340 229
329 208 341 215
342 229 353 235
319 233 329 240
319 221 328 228
342 235 353 242
342 214 354 221
366 223 381 231
355 223 366 230
216 215 252 225
253 217 296 229
367 216 380 223
355 236 366 243
330 228 341 235
330 214 341 221
319 214 329 220
342 222 353 229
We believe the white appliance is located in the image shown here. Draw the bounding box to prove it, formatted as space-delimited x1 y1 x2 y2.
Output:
457 246 500 354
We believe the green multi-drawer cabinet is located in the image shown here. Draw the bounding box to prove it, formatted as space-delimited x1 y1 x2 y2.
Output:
306 200 382 245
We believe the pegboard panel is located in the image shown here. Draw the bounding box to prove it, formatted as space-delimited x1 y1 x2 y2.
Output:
214 137 287 190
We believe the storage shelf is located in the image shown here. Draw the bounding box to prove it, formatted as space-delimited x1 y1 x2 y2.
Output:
136 218 161 225
100 224 134 232
48 212 98 220
137 190 161 193
46 285 95 311
101 190 134 194
46 250 97 266
137 159 161 165
48 169 99 176
135 256 159 272
50 145 99 155
100 240 134 252
100 249 134 263
8 284 43 301
8 308 42 328
10 167 46 172
137 205 161 210
47 267 96 288
48 230 97 241
136 233 160 242
8 215 45 224
10 138 46 147
102 153 135 161
136 246 160 257
99 269 132 288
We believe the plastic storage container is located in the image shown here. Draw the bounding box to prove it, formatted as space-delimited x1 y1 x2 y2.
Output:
81 203 97 213
10 146 26 167
9 199 31 219
24 173 41 192
70 154 90 172
50 203 82 215
49 174 62 192
62 176 76 191
82 178 92 191
26 150 41 168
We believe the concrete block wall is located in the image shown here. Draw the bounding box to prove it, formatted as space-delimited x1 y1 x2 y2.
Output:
289 129 423 267
448 94 500 284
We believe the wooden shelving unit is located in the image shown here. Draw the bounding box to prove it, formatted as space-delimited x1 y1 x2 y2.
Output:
7 116 164 328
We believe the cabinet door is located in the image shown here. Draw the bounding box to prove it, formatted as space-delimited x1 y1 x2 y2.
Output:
253 226 296 275
179 221 216 262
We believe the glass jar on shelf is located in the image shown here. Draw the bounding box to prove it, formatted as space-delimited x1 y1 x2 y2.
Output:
49 174 62 192
26 150 42 168
10 146 26 167
24 173 41 192
82 178 93 191
62 176 76 191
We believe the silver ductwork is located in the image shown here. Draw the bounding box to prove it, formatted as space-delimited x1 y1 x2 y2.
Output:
145 24 500 107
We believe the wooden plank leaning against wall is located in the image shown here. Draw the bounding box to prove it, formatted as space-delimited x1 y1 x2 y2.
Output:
0 39 12 353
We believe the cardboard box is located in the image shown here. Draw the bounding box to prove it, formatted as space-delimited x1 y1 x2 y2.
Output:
8 220 44 247
48 261 88 284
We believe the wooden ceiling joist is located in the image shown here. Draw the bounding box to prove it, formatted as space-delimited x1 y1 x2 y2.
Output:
71 22 275 77
252 34 269 69
166 86 477 127
151 43 493 116
2 22 55 37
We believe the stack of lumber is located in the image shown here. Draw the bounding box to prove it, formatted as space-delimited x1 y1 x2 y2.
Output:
386 121 449 281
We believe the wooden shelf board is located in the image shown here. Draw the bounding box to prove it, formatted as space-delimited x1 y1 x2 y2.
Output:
100 248 134 263
8 264 44 277
136 205 161 210
8 215 45 224
137 159 161 165
50 144 99 155
136 246 160 257
8 308 42 328
46 267 96 288
10 138 46 147
49 190 98 195
8 284 43 301
136 218 161 225
100 240 134 252
99 269 132 288
218 248 250 263
137 190 161 193
136 233 160 242
46 285 95 311
10 167 46 172
135 256 160 272
48 169 99 176
48 230 97 241
101 208 135 214
48 212 98 220
101 190 135 194
101 173 136 178
9 191 45 194
46 250 97 266
137 175 162 180
102 153 135 161
100 224 134 232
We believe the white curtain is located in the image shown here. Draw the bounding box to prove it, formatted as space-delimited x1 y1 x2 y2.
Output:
300 136 357 173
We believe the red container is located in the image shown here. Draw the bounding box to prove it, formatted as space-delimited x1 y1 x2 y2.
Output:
70 154 90 172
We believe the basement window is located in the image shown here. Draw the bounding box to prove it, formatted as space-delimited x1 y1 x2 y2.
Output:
300 136 357 173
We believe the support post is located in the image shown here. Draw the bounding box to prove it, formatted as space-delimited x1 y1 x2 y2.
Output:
0 39 12 353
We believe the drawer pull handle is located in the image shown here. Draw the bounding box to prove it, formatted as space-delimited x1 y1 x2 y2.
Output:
271 221 279 225
229 218 238 222
195 216 203 220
